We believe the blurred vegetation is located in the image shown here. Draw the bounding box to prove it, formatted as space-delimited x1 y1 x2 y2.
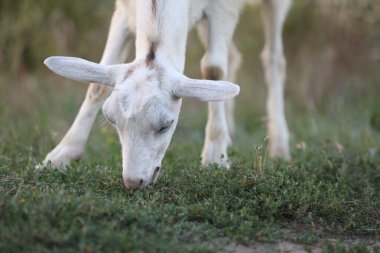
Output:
1 0 379 110
283 0 380 111
0 0 112 73
1 1 379 75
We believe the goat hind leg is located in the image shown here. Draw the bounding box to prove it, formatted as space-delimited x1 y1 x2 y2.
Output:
225 42 242 138
38 5 133 169
261 0 292 160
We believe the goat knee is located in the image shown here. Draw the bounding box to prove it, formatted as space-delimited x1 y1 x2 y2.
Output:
87 83 112 103
202 66 224 81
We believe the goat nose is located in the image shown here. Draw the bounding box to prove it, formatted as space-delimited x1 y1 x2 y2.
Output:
124 178 143 189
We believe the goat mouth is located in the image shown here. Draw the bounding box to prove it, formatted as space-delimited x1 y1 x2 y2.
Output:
151 167 160 182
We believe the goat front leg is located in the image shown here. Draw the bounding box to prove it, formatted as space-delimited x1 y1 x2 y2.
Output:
203 43 241 166
197 3 243 168
261 0 292 160
39 5 133 169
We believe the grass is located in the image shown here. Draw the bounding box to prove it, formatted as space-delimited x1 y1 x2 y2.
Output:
1 143 379 252
1 150 380 252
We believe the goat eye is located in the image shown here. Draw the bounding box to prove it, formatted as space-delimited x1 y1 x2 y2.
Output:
155 120 174 134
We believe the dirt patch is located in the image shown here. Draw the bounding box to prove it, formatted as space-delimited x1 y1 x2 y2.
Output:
224 240 321 253
223 234 379 253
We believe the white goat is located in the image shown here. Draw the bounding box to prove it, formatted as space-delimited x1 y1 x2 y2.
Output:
40 0 291 189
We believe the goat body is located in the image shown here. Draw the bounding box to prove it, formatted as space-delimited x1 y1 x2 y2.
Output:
40 0 291 189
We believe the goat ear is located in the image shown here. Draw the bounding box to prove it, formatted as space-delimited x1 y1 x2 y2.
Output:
173 74 240 102
44 56 120 86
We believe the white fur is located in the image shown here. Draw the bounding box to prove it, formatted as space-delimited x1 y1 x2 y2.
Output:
39 0 292 188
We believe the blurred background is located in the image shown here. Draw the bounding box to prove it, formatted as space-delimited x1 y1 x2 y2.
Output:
0 0 379 162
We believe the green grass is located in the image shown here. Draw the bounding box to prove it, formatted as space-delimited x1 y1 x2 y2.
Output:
1 148 380 252
1 144 379 252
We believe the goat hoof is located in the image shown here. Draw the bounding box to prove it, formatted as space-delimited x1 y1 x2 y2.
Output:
201 140 230 169
36 144 83 170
